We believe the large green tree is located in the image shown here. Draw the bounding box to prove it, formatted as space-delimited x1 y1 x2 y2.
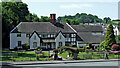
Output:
104 24 116 50
57 13 103 25
103 17 111 24
2 1 50 48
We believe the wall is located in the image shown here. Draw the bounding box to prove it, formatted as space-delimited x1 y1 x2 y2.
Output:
55 32 65 49
30 32 40 49
10 33 29 49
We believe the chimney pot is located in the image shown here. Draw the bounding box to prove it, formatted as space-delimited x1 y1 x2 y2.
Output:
50 14 56 24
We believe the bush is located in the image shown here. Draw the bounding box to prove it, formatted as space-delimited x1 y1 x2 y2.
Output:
35 47 40 50
65 44 70 47
53 49 59 53
85 46 90 49
78 48 85 52
112 44 120 51
71 44 77 47
22 44 30 50
79 46 83 48
13 47 18 51
57 46 62 49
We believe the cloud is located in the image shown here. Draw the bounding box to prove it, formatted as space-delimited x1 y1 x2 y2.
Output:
60 4 93 9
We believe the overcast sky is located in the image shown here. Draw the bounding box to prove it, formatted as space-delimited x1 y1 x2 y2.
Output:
4 0 120 20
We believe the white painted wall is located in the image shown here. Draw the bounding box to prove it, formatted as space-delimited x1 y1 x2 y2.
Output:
30 32 40 49
10 33 29 49
114 26 120 36
55 32 65 49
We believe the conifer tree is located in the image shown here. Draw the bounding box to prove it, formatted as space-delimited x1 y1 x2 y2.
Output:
104 24 116 50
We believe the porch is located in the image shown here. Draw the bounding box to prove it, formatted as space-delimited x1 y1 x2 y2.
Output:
40 39 56 50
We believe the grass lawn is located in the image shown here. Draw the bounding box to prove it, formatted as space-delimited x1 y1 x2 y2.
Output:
1 50 50 61
59 52 120 60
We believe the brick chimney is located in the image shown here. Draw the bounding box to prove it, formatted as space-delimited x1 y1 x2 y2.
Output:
50 14 56 24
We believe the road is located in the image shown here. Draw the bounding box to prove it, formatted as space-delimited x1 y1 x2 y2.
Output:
1 61 120 68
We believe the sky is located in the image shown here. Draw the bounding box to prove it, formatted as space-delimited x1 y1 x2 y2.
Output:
20 0 120 20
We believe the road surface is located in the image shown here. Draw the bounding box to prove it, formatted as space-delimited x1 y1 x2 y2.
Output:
1 61 120 68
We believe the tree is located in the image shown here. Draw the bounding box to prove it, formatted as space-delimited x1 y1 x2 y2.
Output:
117 35 120 42
39 16 50 22
103 17 111 24
104 24 116 50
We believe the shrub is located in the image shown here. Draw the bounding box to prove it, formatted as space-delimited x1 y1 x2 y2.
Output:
71 44 77 47
57 46 62 49
53 49 59 53
78 48 85 52
22 44 30 50
79 46 83 48
65 44 70 47
112 44 120 51
13 47 18 51
85 46 90 49
35 47 40 50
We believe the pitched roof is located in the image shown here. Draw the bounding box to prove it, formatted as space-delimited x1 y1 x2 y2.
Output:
71 25 103 32
77 32 105 43
11 22 75 33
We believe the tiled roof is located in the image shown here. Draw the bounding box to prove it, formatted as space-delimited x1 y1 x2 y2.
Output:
11 22 75 33
71 25 103 32
77 32 105 43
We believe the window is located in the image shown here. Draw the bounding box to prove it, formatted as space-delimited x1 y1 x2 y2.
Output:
60 35 62 39
65 38 69 41
34 35 36 40
17 34 21 37
66 34 69 38
71 34 76 37
26 34 29 37
59 42 62 46
33 42 37 48
18 41 21 47
48 34 50 38
68 38 71 41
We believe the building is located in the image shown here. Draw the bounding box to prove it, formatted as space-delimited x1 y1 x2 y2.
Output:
10 14 105 50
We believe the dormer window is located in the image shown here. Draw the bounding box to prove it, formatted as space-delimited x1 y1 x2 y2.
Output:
17 34 21 37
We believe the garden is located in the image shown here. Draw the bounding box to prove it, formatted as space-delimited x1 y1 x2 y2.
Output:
57 44 120 60
1 50 51 61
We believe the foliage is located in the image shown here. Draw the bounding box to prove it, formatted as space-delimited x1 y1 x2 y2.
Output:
79 46 83 48
71 44 77 47
99 41 105 50
35 47 40 50
57 13 103 25
65 44 70 46
103 17 111 24
22 44 30 50
117 35 120 42
2 50 50 61
111 44 120 51
88 43 94 50
2 1 50 48
85 46 90 49
78 48 85 52
104 24 116 50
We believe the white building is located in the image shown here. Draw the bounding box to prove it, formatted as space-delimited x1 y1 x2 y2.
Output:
10 14 105 50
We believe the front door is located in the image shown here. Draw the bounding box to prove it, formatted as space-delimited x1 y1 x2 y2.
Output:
33 42 37 48
48 43 51 49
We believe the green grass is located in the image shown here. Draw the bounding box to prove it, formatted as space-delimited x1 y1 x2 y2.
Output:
59 51 120 60
58 52 73 60
1 50 50 61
